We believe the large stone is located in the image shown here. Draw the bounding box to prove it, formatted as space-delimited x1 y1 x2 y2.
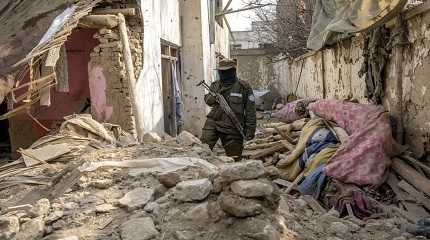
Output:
95 204 117 213
230 180 274 198
0 216 19 240
184 203 210 222
219 161 265 183
121 217 159 240
235 218 281 240
173 178 212 202
29 198 51 217
156 171 181 188
177 131 201 146
45 210 64 224
328 222 350 238
16 217 45 240
118 188 154 210
142 132 162 143
218 191 263 217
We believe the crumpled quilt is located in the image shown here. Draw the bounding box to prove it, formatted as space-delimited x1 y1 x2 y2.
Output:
273 98 317 123
309 99 398 186
323 179 383 219
277 118 339 181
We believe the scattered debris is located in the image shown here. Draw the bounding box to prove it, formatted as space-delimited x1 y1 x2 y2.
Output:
0 111 428 240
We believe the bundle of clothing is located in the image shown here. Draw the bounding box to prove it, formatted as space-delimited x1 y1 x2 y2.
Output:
274 99 402 219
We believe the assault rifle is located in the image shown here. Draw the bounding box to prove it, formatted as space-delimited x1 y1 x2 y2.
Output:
196 80 246 139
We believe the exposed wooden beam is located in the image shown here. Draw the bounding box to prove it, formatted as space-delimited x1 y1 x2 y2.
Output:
118 13 144 141
80 15 118 28
92 8 136 16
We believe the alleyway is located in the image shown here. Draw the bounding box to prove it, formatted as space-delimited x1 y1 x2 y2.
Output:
1 0 430 240
0 113 426 240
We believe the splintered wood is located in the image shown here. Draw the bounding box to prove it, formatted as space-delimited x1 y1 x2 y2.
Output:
244 120 303 164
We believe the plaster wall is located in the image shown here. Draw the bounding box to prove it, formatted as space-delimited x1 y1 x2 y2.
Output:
268 10 430 158
180 0 213 137
160 0 182 45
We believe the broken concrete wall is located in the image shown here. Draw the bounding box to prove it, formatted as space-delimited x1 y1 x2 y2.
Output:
232 48 271 90
180 0 213 137
269 9 430 157
385 13 430 157
135 0 182 135
88 12 143 135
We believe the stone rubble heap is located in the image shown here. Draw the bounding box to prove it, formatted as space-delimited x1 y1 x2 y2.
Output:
0 131 426 240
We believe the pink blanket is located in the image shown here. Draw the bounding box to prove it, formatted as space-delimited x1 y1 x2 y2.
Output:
309 99 397 186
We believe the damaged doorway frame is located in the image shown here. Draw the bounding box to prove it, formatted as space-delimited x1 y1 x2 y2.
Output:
161 41 182 137
0 101 10 160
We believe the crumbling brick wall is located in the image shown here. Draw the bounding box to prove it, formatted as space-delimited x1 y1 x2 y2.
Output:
89 11 143 135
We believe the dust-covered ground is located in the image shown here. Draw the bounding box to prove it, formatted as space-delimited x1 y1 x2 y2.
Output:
0 132 425 240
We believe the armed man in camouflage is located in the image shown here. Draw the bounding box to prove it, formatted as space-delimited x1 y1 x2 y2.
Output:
201 59 257 161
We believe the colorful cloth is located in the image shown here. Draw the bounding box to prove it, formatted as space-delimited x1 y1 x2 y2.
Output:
273 98 317 123
277 118 339 181
323 180 383 219
309 99 397 186
298 164 328 199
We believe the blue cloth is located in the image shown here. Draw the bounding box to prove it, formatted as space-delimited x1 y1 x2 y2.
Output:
298 164 328 199
298 128 338 169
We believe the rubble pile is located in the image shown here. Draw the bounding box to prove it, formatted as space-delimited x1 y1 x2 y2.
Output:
0 113 429 240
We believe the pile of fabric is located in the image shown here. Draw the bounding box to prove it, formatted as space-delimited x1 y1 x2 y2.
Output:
274 99 401 219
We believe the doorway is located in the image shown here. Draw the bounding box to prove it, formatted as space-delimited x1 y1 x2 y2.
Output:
0 101 10 160
161 43 182 136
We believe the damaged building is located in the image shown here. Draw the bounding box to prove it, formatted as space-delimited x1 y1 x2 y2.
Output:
2 1 430 240
0 0 231 159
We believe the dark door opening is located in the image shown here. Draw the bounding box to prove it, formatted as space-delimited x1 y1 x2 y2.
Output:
0 101 11 160
161 43 182 136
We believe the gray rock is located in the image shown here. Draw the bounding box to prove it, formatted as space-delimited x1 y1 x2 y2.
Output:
16 217 45 240
207 201 227 223
0 216 19 240
45 210 64 224
230 180 274 198
177 131 201 146
95 204 117 213
328 222 350 238
235 218 281 240
156 171 181 188
90 179 113 189
184 203 210 222
218 191 263 217
173 178 212 202
142 132 162 143
219 161 265 182
118 187 154 210
144 202 160 213
29 198 51 217
121 217 159 240
174 231 194 240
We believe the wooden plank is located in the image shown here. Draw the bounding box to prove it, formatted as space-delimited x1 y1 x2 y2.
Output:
280 140 295 151
20 143 71 167
392 158 430 197
118 13 143 140
401 155 430 176
286 172 304 194
92 8 136 16
250 142 286 159
302 195 326 213
80 15 118 28
398 180 430 211
273 178 293 188
387 173 428 221
245 141 282 150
